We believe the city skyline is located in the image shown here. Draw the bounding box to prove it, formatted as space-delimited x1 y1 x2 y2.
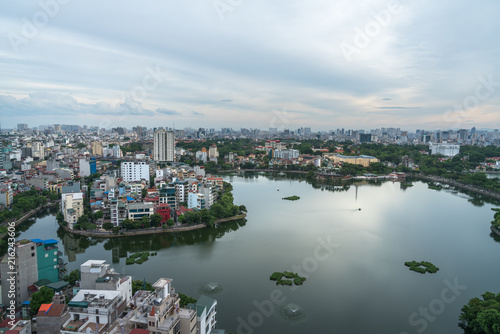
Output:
1 1 499 130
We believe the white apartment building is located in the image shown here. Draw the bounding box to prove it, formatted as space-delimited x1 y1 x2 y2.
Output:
121 161 149 183
188 192 205 210
429 142 460 157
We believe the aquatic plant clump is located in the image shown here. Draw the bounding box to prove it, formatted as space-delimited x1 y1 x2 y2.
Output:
404 261 439 274
283 196 300 201
270 271 307 286
126 252 150 265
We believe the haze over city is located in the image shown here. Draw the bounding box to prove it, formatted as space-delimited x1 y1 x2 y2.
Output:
1 1 500 130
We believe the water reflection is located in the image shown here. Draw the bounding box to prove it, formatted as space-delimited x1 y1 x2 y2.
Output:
55 219 247 263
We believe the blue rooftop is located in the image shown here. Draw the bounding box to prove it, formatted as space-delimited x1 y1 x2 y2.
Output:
31 239 59 245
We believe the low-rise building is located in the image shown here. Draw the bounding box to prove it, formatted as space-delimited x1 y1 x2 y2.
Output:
127 202 154 221
120 278 197 334
61 289 126 334
36 303 71 334
324 154 380 167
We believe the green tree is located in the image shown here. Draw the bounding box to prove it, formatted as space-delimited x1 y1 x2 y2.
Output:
63 269 81 285
132 280 154 295
93 210 104 220
30 287 55 316
150 213 162 227
459 291 500 333
102 222 114 231
179 293 197 307
56 211 65 224
166 218 174 227
141 215 151 228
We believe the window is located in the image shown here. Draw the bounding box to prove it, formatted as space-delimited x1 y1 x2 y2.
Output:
32 253 35 257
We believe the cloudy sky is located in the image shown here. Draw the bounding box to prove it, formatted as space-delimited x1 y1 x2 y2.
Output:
1 0 499 131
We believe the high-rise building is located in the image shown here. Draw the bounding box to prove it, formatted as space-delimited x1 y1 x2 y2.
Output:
17 123 28 131
154 129 175 162
91 141 103 156
32 142 45 159
0 240 38 308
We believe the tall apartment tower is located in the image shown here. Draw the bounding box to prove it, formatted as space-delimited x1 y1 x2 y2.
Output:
154 129 175 162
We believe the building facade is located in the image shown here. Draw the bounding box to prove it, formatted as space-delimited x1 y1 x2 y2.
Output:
121 162 150 183
154 130 175 162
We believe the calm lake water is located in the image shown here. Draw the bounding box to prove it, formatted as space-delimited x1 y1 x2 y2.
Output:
13 174 500 334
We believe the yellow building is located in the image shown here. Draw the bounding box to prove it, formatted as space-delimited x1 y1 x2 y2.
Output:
92 141 103 156
61 192 84 228
324 154 379 167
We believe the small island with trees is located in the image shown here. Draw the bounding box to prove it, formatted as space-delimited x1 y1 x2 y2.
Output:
404 261 439 274
270 271 307 286
282 196 300 201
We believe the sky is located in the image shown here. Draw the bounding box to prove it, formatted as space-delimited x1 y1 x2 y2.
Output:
1 0 499 131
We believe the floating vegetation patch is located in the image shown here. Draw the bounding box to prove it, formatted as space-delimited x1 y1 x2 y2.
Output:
404 261 439 274
126 252 152 265
270 271 307 286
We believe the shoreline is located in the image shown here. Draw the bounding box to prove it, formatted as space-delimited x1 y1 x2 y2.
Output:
411 174 500 201
57 213 247 238
491 225 500 237
0 201 59 240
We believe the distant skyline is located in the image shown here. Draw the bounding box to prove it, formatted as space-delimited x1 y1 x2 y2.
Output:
1 1 499 130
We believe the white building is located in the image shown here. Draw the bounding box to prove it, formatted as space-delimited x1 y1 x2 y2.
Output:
196 150 208 163
188 192 205 210
127 202 154 220
429 142 460 157
80 260 133 304
187 295 218 334
154 129 175 162
274 149 299 160
121 161 149 183
61 289 126 334
32 141 45 159
198 185 215 209
194 165 206 177
79 158 91 178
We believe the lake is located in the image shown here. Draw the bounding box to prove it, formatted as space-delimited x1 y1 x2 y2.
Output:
13 174 500 334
